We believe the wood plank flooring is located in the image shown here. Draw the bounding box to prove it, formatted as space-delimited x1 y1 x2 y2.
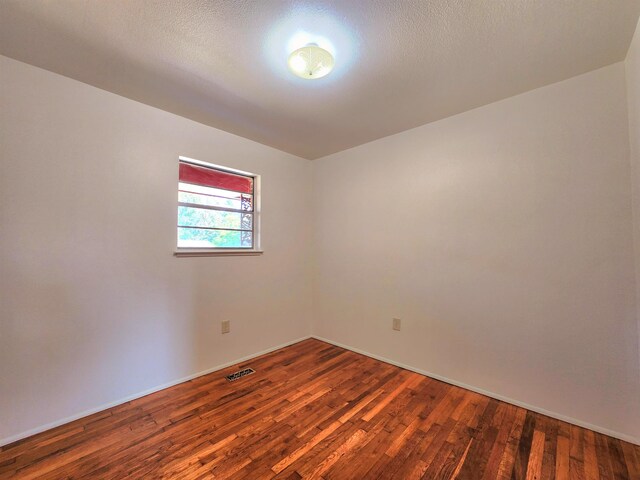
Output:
1 339 638 479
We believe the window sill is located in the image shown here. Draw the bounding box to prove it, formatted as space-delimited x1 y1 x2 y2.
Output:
174 249 264 257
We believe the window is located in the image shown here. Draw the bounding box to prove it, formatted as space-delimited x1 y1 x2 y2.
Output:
176 157 261 255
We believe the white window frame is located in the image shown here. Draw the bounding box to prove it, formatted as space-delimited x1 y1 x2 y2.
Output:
174 156 262 257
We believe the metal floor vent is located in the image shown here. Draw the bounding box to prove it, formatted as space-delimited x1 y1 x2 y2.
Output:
225 368 255 382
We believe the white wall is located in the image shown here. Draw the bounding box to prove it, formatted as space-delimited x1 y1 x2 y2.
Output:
2 51 640 446
313 63 640 441
0 56 313 444
626 17 640 396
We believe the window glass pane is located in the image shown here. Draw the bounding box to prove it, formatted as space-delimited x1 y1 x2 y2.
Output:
178 227 250 248
178 182 253 206
179 191 241 210
178 206 252 230
179 182 243 199
176 161 257 251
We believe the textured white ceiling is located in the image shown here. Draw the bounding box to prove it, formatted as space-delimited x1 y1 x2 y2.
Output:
1 1 639 159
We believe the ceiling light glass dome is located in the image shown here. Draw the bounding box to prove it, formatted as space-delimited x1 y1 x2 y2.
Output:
288 44 334 79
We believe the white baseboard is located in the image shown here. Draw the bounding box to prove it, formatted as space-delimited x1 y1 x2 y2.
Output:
0 335 312 447
311 335 640 446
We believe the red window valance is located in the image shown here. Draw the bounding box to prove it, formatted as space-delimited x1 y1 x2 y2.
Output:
179 162 253 194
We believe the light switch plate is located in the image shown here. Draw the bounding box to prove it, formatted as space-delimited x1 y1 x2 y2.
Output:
221 320 231 334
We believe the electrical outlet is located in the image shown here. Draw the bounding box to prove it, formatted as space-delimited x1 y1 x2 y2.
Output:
392 318 401 331
221 320 231 334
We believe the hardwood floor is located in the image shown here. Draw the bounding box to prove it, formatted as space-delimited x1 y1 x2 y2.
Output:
1 339 638 479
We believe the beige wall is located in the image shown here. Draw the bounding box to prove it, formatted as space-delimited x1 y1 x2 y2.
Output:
312 63 640 441
0 56 313 444
627 17 640 397
2 51 640 445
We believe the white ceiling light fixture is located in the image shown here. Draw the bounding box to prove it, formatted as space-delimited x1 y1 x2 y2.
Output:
288 44 334 79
